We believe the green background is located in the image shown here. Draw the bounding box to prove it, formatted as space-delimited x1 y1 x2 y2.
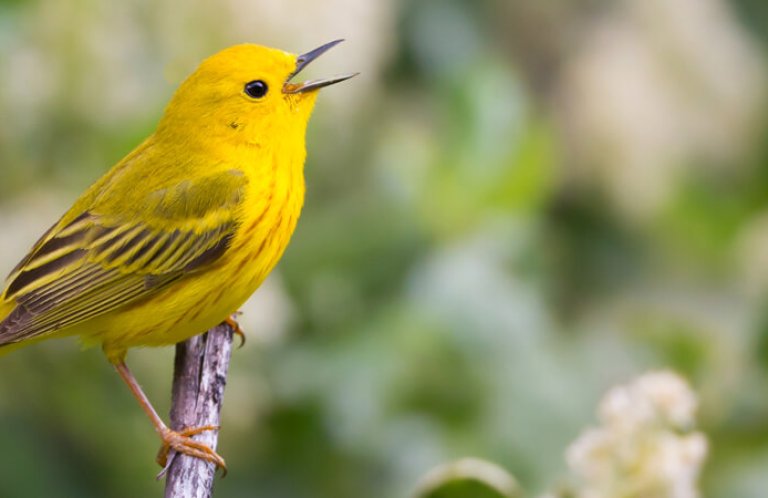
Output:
1 0 767 496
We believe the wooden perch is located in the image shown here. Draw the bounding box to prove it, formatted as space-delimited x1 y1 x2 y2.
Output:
164 323 235 498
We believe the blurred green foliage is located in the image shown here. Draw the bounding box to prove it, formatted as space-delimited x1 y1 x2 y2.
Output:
1 0 768 497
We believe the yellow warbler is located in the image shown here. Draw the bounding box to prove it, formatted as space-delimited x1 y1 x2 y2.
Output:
0 40 355 472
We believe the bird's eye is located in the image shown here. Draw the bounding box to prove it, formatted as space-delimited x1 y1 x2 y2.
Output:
244 80 268 99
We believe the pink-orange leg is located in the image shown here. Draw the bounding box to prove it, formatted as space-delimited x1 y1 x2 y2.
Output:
112 361 227 476
224 313 246 348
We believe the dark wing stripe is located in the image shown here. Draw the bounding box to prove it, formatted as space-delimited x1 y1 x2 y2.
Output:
20 280 149 337
185 230 234 271
9 212 93 279
88 225 122 247
20 265 101 303
174 231 210 267
41 273 181 332
124 233 162 267
6 249 86 298
21 266 117 311
24 230 88 270
94 225 142 260
103 228 153 265
140 231 181 271
150 231 195 270
54 211 93 237
6 224 58 280
23 270 161 328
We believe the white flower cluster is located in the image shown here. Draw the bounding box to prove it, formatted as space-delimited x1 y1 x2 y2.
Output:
565 371 708 498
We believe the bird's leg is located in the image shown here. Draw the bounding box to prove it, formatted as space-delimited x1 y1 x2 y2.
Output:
223 312 246 348
112 360 227 475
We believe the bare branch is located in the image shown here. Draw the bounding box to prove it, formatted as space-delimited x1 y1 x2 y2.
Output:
164 323 234 498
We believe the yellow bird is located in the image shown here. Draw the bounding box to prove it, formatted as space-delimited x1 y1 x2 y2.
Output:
0 40 355 472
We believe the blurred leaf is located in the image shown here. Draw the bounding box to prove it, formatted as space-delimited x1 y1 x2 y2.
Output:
412 458 521 498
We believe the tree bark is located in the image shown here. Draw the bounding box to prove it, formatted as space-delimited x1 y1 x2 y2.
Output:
164 323 234 498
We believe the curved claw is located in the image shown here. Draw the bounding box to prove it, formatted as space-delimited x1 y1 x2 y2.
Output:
224 313 246 348
156 425 227 478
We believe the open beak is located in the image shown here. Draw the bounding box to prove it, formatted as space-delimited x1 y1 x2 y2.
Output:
282 39 358 94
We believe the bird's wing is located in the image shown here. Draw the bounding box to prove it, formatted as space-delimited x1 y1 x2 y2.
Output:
0 169 247 344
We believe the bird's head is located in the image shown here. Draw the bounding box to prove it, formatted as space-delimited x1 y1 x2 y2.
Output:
157 40 356 146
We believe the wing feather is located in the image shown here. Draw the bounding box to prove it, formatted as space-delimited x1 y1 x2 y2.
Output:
0 169 247 344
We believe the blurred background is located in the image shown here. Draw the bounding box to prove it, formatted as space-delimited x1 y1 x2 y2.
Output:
1 0 767 496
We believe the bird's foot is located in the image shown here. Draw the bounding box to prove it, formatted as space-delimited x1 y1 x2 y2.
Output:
156 425 227 479
224 312 245 348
